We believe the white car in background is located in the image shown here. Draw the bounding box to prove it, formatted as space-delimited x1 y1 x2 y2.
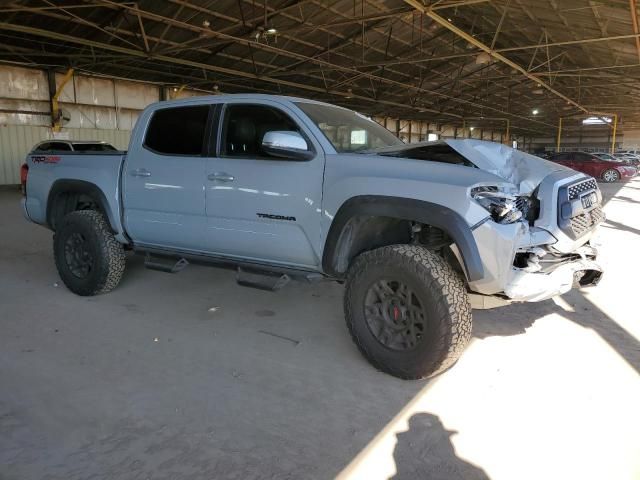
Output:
31 140 118 153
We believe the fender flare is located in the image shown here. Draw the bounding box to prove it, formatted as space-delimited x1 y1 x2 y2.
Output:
46 179 119 233
322 195 484 282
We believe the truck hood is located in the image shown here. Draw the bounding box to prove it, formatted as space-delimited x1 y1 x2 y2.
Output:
372 139 572 195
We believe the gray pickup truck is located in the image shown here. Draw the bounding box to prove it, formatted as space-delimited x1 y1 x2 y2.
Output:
22 94 604 379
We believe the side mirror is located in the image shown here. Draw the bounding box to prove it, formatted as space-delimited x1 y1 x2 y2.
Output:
262 131 314 161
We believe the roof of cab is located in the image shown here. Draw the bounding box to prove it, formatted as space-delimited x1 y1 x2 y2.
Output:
145 93 343 110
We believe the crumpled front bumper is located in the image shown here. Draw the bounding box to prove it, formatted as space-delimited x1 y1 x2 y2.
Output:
503 257 603 302
465 219 603 303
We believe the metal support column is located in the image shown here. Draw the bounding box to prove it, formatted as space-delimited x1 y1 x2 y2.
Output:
52 68 74 132
556 117 563 152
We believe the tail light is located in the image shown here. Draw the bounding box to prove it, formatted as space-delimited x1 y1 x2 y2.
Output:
20 163 28 195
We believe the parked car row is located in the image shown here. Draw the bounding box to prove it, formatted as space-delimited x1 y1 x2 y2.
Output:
542 151 638 183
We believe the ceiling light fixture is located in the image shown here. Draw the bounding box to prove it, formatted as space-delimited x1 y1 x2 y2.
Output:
532 109 539 115
583 116 612 125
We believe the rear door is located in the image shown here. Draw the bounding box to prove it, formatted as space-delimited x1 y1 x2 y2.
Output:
122 104 211 251
203 100 325 268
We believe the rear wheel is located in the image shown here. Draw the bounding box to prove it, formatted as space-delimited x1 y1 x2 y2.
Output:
53 210 125 296
344 245 472 379
601 169 620 183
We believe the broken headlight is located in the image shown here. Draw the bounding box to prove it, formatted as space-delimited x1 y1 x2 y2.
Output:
471 186 523 224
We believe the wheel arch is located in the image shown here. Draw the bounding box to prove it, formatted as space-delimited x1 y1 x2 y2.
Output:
322 195 484 282
600 167 620 181
46 179 119 233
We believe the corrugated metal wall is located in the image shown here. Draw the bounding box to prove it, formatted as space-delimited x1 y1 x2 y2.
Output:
0 125 130 184
0 65 222 184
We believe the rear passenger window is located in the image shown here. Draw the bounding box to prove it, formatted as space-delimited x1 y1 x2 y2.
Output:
144 106 209 156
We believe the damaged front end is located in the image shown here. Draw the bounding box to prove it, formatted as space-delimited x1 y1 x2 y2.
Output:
445 140 605 304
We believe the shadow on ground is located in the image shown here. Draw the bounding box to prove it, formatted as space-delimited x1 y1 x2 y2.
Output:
391 413 489 480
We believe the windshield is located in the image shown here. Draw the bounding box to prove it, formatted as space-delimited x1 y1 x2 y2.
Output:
296 102 403 153
72 143 117 152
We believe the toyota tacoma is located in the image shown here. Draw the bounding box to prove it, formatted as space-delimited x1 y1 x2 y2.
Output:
21 94 604 379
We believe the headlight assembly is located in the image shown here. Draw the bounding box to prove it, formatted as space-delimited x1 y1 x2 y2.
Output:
471 186 523 224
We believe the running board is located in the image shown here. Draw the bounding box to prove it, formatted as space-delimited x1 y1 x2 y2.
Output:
144 253 189 273
237 266 290 291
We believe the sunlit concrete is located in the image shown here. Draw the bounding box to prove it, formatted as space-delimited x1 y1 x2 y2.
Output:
1 178 639 479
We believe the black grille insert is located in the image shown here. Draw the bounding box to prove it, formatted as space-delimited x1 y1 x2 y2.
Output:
557 177 603 239
568 179 597 200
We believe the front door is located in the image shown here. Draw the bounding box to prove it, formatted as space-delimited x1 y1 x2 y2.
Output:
123 104 210 251
204 101 325 269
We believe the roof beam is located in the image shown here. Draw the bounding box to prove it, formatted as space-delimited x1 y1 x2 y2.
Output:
0 20 460 119
403 0 589 114
0 20 563 128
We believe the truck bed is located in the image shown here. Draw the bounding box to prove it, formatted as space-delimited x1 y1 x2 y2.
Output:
23 151 127 241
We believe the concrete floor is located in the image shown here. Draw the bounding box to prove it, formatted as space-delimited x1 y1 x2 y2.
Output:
1 179 639 480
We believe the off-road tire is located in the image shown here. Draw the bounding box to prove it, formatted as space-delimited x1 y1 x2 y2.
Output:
344 245 472 379
601 168 620 183
53 210 125 296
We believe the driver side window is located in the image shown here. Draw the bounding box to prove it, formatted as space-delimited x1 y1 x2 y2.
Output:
221 104 301 158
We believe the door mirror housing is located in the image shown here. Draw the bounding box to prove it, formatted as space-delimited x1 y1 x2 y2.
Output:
262 131 314 161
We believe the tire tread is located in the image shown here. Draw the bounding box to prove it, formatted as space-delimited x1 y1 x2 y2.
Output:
53 210 125 296
344 245 472 379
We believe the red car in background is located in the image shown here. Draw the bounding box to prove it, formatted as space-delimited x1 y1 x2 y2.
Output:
547 151 637 183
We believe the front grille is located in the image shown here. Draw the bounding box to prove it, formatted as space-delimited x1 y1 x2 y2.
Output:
570 206 604 237
568 179 597 200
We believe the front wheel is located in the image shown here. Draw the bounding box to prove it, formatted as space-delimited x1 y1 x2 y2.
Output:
344 245 472 379
53 210 125 296
601 169 620 183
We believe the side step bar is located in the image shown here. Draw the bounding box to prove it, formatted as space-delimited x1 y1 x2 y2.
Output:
144 253 189 273
237 266 290 291
136 248 328 289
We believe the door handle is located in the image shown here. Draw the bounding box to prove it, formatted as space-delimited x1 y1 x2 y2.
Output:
208 172 235 182
131 168 151 177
